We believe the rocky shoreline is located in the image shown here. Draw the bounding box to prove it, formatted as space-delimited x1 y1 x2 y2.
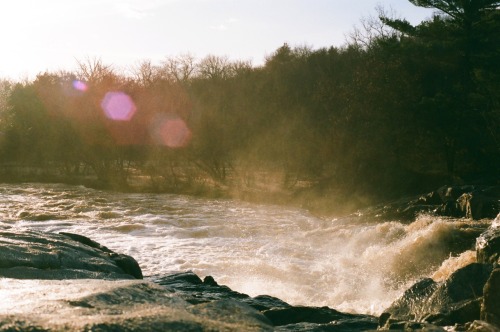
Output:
0 185 499 331
1 220 499 331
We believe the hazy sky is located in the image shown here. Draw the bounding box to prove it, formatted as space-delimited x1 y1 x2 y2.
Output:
0 0 435 80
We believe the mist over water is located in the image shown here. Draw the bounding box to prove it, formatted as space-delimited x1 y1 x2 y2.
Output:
0 183 490 315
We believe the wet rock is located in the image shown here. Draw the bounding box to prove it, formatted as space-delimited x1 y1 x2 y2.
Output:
153 271 250 305
189 299 273 330
476 207 500 332
153 271 291 311
0 230 142 280
481 267 500 328
249 295 291 311
152 271 379 331
435 186 500 220
427 263 492 307
476 226 500 264
263 306 378 330
381 263 493 327
424 298 482 326
59 232 143 279
437 185 476 203
367 185 500 221
380 278 438 324
381 321 447 331
0 279 273 332
263 306 356 326
0 232 276 331
466 320 500 332
273 317 379 331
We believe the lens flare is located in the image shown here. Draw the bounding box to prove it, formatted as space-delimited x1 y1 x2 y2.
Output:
101 92 137 121
152 114 192 148
72 80 88 92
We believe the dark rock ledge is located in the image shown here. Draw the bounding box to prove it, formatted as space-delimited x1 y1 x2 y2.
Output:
0 230 142 280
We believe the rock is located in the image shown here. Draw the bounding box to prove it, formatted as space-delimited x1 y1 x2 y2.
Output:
456 187 500 220
381 321 447 331
366 185 500 221
380 278 438 324
477 227 500 264
153 271 250 305
189 299 273 330
436 186 500 220
424 298 482 326
427 263 492 307
263 306 354 326
381 263 493 327
263 306 377 330
466 320 500 332
0 230 142 280
0 278 273 331
437 185 476 203
59 232 143 279
481 268 500 328
274 317 379 331
153 272 379 331
153 271 291 311
0 232 276 331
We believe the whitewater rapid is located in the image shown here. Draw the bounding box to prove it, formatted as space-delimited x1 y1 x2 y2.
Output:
0 183 490 315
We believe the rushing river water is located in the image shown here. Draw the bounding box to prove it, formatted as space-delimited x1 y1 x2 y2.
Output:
0 183 491 315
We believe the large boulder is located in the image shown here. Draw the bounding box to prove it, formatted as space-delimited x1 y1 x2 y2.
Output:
380 263 493 328
481 268 500 328
379 278 438 325
0 230 142 279
475 216 500 328
476 216 500 264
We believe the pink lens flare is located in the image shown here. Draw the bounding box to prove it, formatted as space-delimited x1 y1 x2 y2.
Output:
72 80 88 92
152 115 192 148
101 91 137 121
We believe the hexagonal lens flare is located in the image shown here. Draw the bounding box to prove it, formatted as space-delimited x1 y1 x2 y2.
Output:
152 115 192 148
101 91 137 121
72 80 88 92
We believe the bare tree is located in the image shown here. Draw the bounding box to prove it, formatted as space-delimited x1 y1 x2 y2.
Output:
75 56 115 83
229 59 253 76
198 55 231 80
162 53 198 83
130 60 164 87
346 5 400 48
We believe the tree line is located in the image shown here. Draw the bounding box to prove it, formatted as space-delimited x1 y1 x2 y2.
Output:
0 0 498 212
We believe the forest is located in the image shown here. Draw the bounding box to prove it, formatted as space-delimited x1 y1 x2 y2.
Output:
0 1 499 214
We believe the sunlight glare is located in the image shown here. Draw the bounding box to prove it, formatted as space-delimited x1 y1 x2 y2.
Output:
101 91 137 121
152 114 192 148
72 80 88 92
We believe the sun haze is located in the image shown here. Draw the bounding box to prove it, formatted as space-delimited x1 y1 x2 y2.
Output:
0 0 434 79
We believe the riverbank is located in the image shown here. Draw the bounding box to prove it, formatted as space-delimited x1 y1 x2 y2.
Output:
2 165 499 221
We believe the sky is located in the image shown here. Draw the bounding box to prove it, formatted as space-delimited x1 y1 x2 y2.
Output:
0 0 436 80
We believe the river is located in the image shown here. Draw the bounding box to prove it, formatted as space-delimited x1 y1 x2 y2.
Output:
0 182 489 315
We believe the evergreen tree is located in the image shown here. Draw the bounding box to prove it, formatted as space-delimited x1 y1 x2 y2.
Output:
381 0 500 178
